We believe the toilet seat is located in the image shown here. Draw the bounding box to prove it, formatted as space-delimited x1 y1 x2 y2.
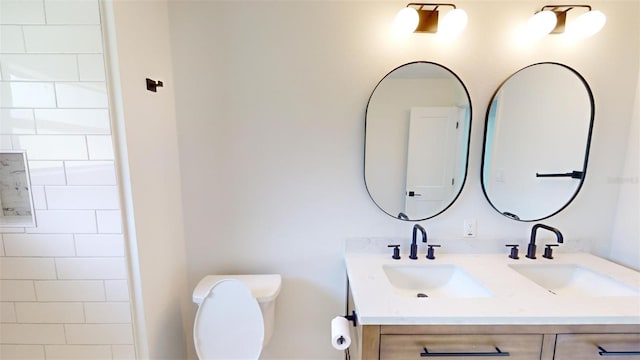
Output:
193 279 265 359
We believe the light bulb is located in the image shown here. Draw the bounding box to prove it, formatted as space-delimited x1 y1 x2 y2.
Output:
393 7 419 35
567 10 606 38
525 10 557 39
438 8 468 36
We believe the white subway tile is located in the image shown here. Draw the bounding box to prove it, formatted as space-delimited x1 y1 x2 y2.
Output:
28 161 66 186
112 345 135 360
45 186 120 210
55 258 127 280
0 109 36 135
0 135 12 149
74 234 124 257
87 136 114 160
1 302 16 322
96 210 122 233
78 55 105 81
31 186 46 209
84 303 131 323
0 324 65 344
15 302 84 323
35 280 105 302
44 0 101 25
0 26 26 53
65 161 116 185
0 82 56 108
23 25 103 53
0 1 46 25
45 345 111 360
0 280 36 301
0 55 78 81
64 324 133 345
3 234 75 257
55 82 108 108
0 345 45 359
12 135 88 160
104 280 129 301
34 109 110 135
25 210 96 234
0 258 56 280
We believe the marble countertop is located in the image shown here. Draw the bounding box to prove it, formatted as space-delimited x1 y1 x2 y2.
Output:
346 245 640 326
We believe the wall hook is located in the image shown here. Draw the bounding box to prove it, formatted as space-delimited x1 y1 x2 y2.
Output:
146 78 164 92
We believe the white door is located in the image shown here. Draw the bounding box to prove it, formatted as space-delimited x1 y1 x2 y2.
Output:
405 107 462 219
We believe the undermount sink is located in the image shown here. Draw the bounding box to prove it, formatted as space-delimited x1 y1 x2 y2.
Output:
382 264 492 298
509 264 640 297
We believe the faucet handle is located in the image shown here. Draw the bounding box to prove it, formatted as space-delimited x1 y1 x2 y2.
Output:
426 244 441 260
505 244 519 259
542 244 559 259
387 245 401 260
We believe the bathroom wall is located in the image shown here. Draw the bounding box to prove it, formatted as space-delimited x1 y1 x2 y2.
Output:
0 0 135 359
102 0 191 358
609 53 640 269
166 1 639 358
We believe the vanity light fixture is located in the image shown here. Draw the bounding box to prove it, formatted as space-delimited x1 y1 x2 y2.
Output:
527 5 606 38
393 3 468 36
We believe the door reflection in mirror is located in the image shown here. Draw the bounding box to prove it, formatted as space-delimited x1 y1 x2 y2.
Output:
365 62 472 221
482 62 594 221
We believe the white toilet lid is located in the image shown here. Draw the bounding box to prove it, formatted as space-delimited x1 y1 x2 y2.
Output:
194 279 264 359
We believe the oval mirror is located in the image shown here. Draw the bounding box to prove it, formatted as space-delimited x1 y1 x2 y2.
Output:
364 62 472 221
481 62 594 221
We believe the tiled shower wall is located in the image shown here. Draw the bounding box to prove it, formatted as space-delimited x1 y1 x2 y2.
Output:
0 1 135 359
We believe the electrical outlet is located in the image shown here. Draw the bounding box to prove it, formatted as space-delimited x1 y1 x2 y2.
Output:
464 219 477 238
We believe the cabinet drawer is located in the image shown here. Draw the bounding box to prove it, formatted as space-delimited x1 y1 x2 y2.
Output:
555 333 640 359
380 334 543 360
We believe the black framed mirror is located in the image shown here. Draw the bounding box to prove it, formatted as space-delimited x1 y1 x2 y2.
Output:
364 61 472 221
481 62 594 221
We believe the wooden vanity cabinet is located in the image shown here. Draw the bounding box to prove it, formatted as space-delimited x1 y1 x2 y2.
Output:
354 325 640 360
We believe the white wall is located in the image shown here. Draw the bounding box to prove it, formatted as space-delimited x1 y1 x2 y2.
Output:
102 0 191 359
610 52 640 270
0 0 135 358
165 1 638 359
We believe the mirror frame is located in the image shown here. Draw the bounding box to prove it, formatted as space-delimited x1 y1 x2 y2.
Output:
364 61 473 221
480 62 595 222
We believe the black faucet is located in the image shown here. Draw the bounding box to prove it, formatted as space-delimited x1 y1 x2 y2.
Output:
410 224 427 260
526 224 564 259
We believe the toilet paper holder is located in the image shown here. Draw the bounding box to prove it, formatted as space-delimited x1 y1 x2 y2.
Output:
343 310 357 327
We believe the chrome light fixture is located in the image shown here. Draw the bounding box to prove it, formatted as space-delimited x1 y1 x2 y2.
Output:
393 3 468 36
527 5 606 38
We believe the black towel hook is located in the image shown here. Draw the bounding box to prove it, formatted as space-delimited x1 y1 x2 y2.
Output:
146 78 164 92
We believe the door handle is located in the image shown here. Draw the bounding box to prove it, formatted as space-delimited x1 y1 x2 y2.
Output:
407 191 422 197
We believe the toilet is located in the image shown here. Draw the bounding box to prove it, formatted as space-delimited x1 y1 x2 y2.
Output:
192 274 281 359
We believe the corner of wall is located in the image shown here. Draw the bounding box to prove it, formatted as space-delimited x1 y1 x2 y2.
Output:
608 59 640 270
100 0 191 358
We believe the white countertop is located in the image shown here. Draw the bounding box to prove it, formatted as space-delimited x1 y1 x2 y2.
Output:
346 251 640 325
